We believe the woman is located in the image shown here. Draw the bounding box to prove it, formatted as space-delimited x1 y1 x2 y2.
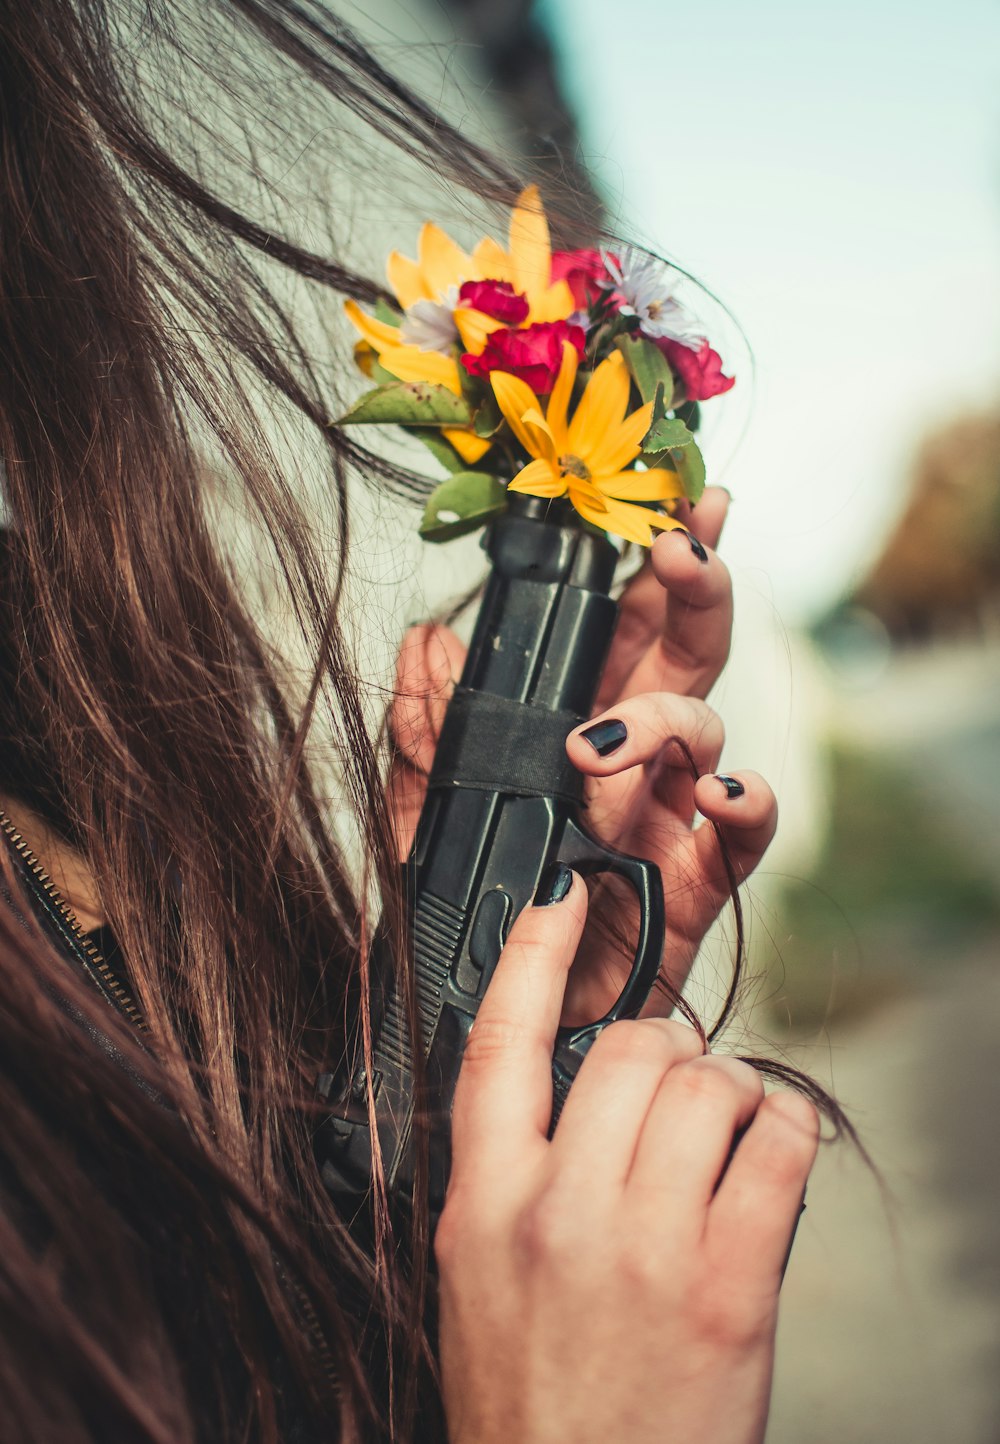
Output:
0 1 821 1440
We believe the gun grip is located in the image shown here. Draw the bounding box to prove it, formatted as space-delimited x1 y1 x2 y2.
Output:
549 814 667 1128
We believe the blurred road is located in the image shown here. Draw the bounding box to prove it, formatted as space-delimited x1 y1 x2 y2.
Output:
770 952 1000 1444
767 641 1000 1444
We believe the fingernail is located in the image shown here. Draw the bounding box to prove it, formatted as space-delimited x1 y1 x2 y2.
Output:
534 862 573 907
715 774 745 799
579 718 628 757
684 532 709 563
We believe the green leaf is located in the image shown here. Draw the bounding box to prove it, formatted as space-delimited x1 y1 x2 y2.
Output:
374 298 402 326
643 415 695 452
472 393 503 439
639 450 678 473
672 440 706 503
367 356 399 387
615 333 677 405
336 383 471 428
419 472 508 542
622 340 704 500
644 440 706 504
410 429 467 474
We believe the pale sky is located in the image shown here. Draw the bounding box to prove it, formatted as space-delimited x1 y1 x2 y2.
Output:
539 0 1000 620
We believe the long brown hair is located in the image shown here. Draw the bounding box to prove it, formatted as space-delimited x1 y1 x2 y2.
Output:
0 2 526 1439
0 4 858 1441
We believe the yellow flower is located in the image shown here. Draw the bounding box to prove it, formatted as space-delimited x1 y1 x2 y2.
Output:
455 184 576 353
385 221 475 312
380 185 575 353
491 343 686 547
344 188 577 467
345 185 574 377
344 224 481 458
343 300 489 463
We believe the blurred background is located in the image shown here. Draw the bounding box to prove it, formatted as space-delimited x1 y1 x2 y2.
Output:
334 0 1000 1437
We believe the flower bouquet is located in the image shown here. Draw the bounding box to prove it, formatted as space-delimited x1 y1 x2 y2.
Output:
339 186 733 547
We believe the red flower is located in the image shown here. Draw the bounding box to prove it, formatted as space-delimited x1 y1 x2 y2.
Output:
550 248 612 310
462 321 586 395
657 338 735 402
458 279 530 325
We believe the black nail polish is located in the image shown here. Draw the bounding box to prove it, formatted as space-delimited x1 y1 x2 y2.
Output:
715 774 745 799
780 1194 807 1286
685 532 709 563
579 718 628 756
534 862 573 907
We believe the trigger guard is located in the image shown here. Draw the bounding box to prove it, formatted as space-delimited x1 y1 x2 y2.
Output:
552 813 666 1051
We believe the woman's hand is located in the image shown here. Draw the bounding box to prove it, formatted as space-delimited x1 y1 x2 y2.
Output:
389 488 776 1022
436 873 818 1444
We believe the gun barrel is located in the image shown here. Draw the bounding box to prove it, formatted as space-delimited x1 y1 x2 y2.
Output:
462 494 618 709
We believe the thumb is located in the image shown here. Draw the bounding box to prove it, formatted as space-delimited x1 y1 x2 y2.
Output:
451 867 588 1185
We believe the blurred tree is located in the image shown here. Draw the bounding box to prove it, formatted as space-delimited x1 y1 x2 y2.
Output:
853 412 1000 642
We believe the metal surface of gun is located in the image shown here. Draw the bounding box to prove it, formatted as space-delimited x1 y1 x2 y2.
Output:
318 494 666 1218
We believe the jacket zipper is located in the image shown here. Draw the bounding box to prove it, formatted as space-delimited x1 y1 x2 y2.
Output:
0 807 342 1394
0 807 146 1032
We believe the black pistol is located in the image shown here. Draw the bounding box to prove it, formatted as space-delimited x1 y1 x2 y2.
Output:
318 494 666 1218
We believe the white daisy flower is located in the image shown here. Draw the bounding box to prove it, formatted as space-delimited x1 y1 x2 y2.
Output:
604 249 704 350
399 286 460 353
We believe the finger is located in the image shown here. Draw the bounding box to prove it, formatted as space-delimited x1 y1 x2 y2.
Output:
640 770 778 1005
387 624 465 859
450 869 587 1190
627 1055 765 1216
707 1090 819 1285
632 526 733 702
567 694 725 839
547 1018 705 1193
673 485 730 553
596 487 732 711
561 771 778 1027
690 770 779 888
